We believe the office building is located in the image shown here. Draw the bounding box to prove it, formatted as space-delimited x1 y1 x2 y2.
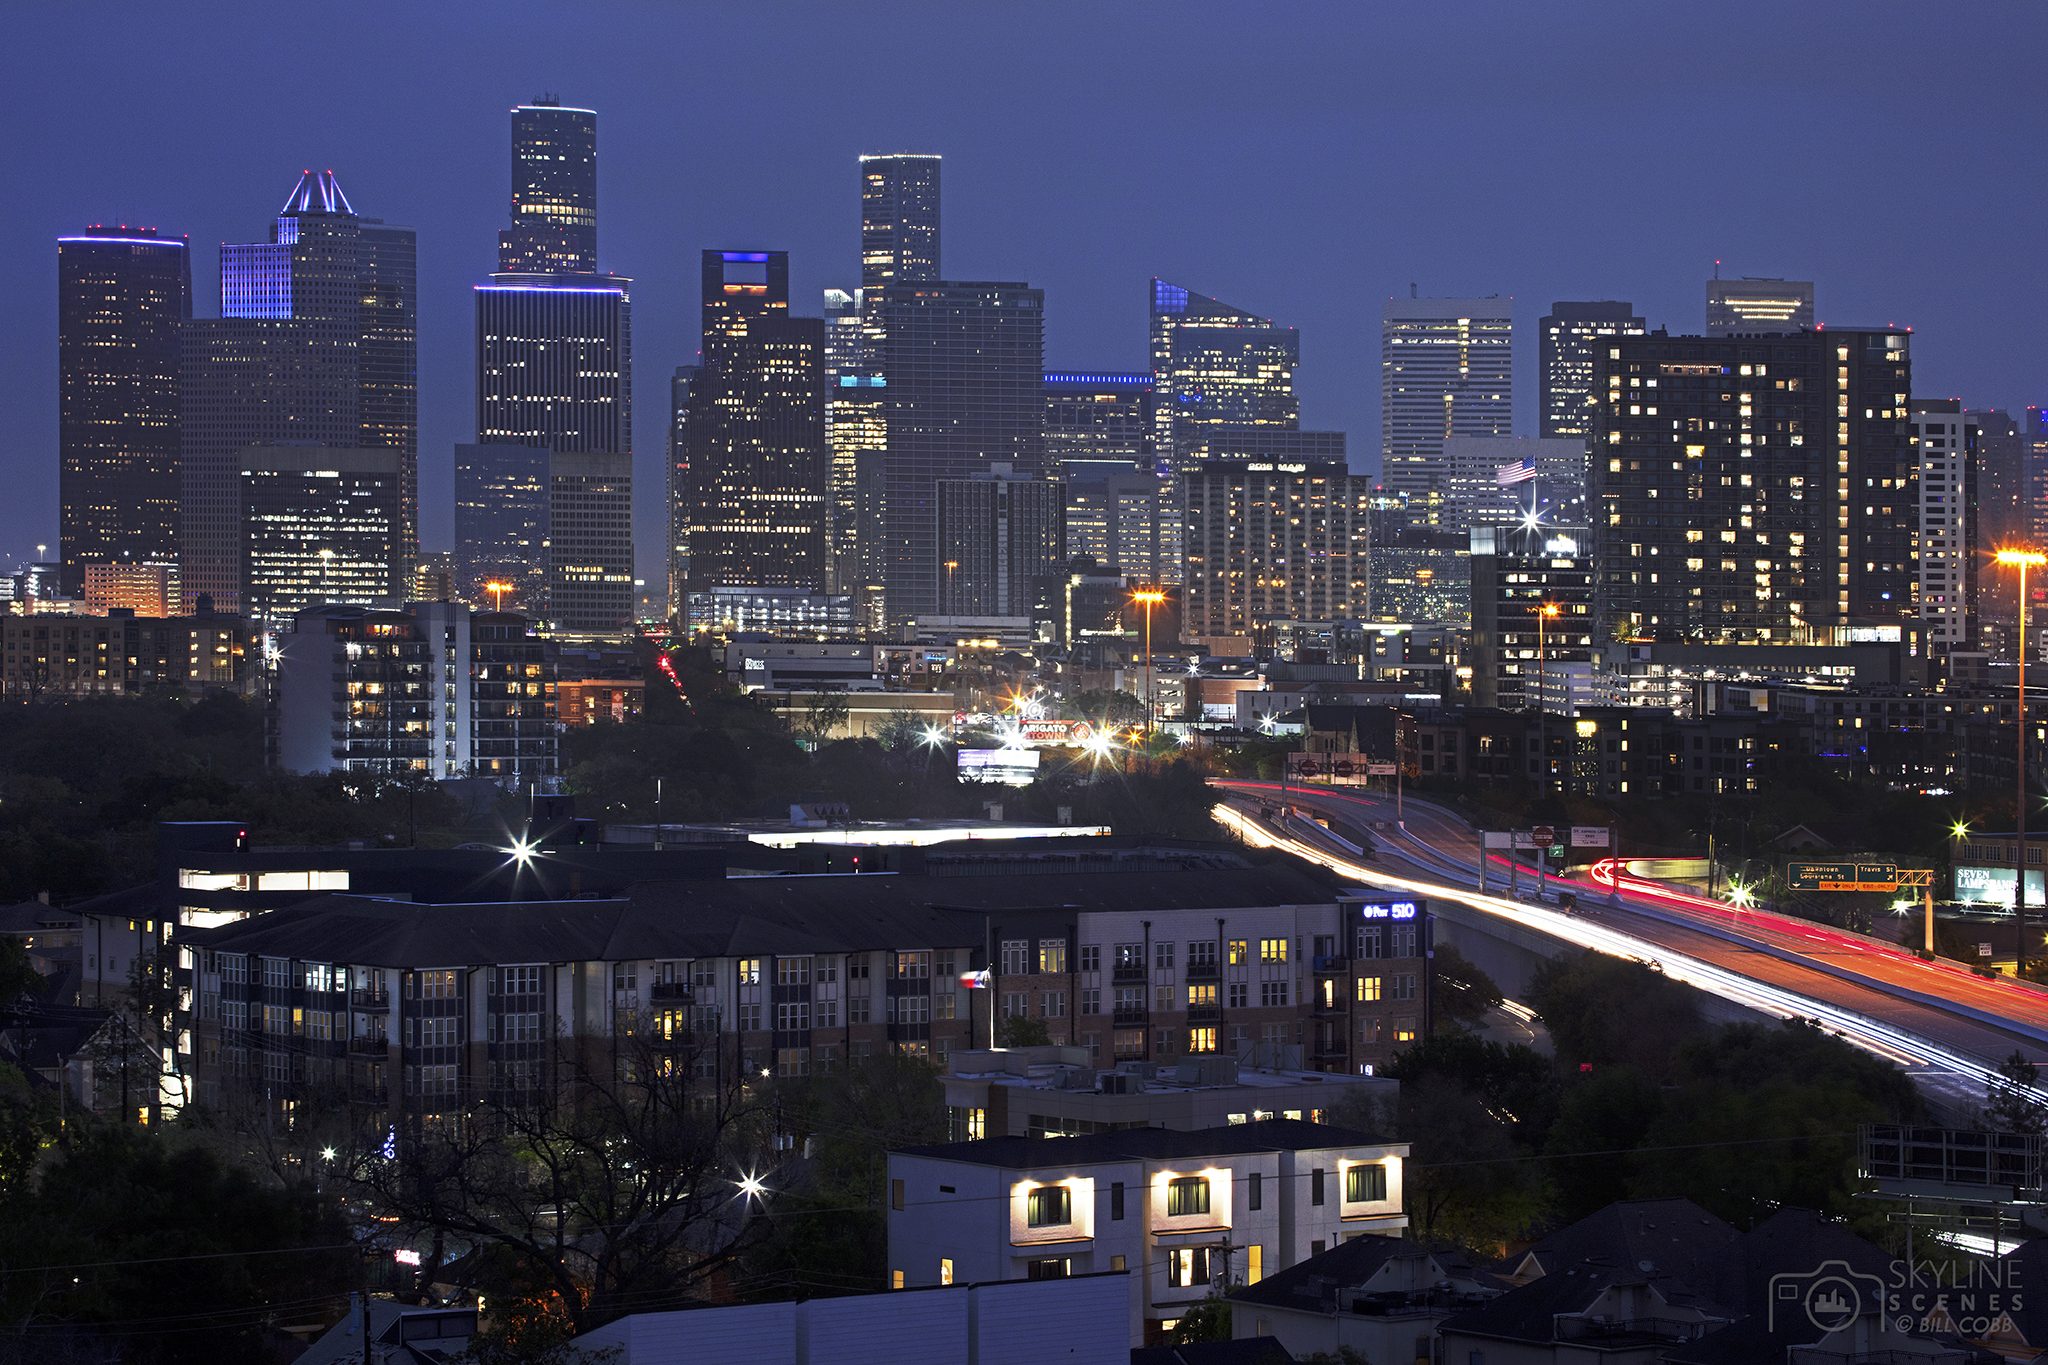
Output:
1175 425 1346 466
182 172 417 614
1910 401 1977 663
275 603 554 779
453 443 548 609
666 365 699 613
83 561 180 618
1440 436 1589 531
1182 463 1371 639
2025 407 2048 553
935 467 1065 617
1064 474 1173 582
1468 522 1596 710
240 447 404 622
57 226 190 596
870 281 1046 623
1591 328 1916 646
1044 371 1154 480
889 1120 1407 1344
1149 280 1299 476
475 97 633 636
1380 297 1513 526
824 292 886 603
1539 301 1642 441
1705 277 1813 336
682 251 828 609
499 98 598 275
547 453 634 636
1971 409 2026 551
860 154 940 289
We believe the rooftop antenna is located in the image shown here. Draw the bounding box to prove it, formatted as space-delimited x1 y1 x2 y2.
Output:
1410 282 1417 299
1714 259 1721 280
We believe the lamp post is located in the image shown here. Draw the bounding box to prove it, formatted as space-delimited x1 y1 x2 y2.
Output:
1536 602 1560 795
944 560 959 614
319 548 335 603
1133 587 1165 734
486 580 513 612
1998 548 2046 975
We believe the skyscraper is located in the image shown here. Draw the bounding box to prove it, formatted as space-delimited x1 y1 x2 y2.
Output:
681 251 828 604
474 97 633 636
1149 279 1299 477
1539 301 1643 441
181 171 416 614
1182 462 1371 638
57 225 190 595
1043 371 1154 481
666 364 700 614
1705 278 1814 336
869 281 1045 623
934 467 1065 617
1909 400 1976 661
240 446 403 622
454 442 548 607
860 155 941 289
1380 296 1513 527
824 289 885 600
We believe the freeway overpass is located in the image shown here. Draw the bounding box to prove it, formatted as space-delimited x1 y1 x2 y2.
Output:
1212 779 2048 1118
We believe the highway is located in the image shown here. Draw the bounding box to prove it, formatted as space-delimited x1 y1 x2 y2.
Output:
1212 779 2048 1117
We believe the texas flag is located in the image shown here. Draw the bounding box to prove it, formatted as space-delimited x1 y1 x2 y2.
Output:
959 969 992 990
1496 456 1537 486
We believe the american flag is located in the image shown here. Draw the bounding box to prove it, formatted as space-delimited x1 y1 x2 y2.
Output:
1496 456 1537 486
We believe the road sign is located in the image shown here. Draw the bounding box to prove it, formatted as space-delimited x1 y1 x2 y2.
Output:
1531 826 1555 847
1787 861 1898 892
1366 763 1398 776
1571 827 1610 847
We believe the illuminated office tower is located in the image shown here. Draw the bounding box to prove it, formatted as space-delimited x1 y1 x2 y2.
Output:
475 97 633 635
182 172 416 614
240 446 403 622
934 467 1065 617
499 98 598 275
57 225 190 595
681 250 827 603
1182 462 1371 637
869 281 1045 623
1043 370 1154 481
454 442 547 607
666 364 699 615
1539 301 1643 441
860 154 940 289
1380 296 1513 526
1149 279 1299 476
825 289 885 600
1705 277 1814 336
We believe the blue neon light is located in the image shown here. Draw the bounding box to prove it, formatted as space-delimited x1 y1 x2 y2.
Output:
1044 373 1152 386
475 285 627 294
721 252 772 262
838 375 886 387
1153 280 1189 314
1358 900 1420 920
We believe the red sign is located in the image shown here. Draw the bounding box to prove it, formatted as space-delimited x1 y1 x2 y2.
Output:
1333 761 1355 777
1297 761 1320 777
1531 826 1555 847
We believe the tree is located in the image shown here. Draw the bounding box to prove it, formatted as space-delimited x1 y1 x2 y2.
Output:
1431 944 1503 1027
794 692 851 748
1528 950 1704 1080
1542 1067 1663 1222
1167 1292 1232 1344
1987 1049 2046 1135
1392 1075 1548 1256
997 1015 1052 1047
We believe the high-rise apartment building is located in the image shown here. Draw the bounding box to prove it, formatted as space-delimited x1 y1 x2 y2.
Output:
681 251 828 610
453 443 548 608
860 154 940 289
933 468 1065 618
1909 401 1977 662
1591 328 1915 644
57 226 190 596
1064 474 1172 581
1705 278 1814 336
1539 301 1643 441
869 281 1045 623
182 172 416 614
240 447 403 623
475 98 632 636
1181 462 1371 638
1043 371 1154 481
1381 297 1513 526
1440 436 1589 531
1150 280 1299 477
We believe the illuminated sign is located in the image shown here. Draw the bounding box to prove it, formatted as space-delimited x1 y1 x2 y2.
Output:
1358 900 1420 921
394 1249 422 1266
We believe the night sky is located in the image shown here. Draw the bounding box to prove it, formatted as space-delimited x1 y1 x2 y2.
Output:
5 2 2045 588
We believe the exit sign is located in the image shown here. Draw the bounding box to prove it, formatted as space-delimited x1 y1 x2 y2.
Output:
1787 861 1898 892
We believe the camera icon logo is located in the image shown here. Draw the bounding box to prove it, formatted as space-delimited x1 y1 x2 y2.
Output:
1769 1260 1886 1335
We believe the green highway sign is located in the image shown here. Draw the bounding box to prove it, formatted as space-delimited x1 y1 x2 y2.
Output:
1787 861 1898 892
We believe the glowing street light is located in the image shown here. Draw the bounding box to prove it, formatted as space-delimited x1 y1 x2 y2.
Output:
485 580 514 612
1535 602 1562 795
734 1170 767 1202
1132 587 1166 734
1998 547 2047 974
1726 880 1755 910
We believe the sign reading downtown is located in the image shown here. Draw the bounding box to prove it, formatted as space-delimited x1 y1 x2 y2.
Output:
1787 861 1898 893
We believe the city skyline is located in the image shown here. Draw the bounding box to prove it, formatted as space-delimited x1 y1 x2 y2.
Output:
6 3 2046 586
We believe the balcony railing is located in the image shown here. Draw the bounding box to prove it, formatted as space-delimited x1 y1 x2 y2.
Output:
1186 1006 1222 1025
348 1035 391 1056
351 988 390 1011
1112 1008 1149 1027
649 981 693 1001
1313 955 1350 974
1111 965 1148 983
1185 962 1221 981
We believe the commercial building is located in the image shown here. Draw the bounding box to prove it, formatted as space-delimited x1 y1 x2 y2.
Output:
240 447 404 622
1182 463 1372 640
823 292 884 603
1065 474 1175 583
453 442 548 609
0 611 251 699
1909 401 1977 665
57 227 190 596
1705 277 1813 336
1174 426 1346 468
1045 371 1155 480
1150 280 1300 478
1380 297 1513 527
1440 436 1589 531
666 364 699 611
686 586 857 639
935 467 1065 618
274 603 554 780
1539 301 1643 442
181 172 416 614
83 562 180 618
870 281 1046 623
1467 523 1596 711
888 1120 1408 1345
860 154 941 289
682 250 829 605
475 98 633 637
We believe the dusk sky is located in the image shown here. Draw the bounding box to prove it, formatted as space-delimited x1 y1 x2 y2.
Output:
5 2 2045 583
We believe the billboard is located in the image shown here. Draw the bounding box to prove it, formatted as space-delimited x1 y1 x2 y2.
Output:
957 748 1041 788
1954 865 2046 909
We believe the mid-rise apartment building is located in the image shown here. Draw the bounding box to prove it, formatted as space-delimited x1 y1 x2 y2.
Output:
0 610 250 698
1182 462 1371 639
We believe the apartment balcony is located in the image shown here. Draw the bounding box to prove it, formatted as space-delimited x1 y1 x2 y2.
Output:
1111 965 1148 983
649 981 693 1002
1185 1006 1223 1025
351 988 391 1011
1112 1008 1150 1028
1312 955 1350 975
348 1035 392 1056
1185 962 1221 981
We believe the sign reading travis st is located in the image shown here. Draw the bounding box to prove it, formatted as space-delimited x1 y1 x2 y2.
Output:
1787 861 1898 892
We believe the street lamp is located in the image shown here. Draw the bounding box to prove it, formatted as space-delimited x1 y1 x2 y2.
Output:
1998 547 2047 975
1535 602 1561 793
485 580 513 612
944 560 959 614
1132 587 1166 734
319 548 335 603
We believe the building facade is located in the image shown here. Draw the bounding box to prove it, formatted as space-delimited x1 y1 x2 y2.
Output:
58 227 191 596
1 611 250 699
860 154 941 289
499 98 598 275
1909 401 1977 664
1539 301 1642 442
547 453 635 636
1182 463 1371 640
454 442 548 609
1045 372 1154 481
1380 297 1513 527
1440 436 1589 532
935 469 1065 617
1705 277 1813 336
240 447 404 622
666 364 700 613
1149 280 1299 478
1468 524 1596 711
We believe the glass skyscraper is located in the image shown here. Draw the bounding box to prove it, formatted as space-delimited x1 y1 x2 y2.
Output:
181 171 416 614
1539 301 1643 441
500 99 598 274
860 155 941 289
1043 371 1153 481
57 226 190 596
1149 279 1299 477
1380 296 1513 527
240 446 403 622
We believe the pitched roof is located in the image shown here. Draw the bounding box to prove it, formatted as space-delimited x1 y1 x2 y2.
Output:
1439 1261 1731 1346
896 1118 1398 1167
1510 1197 1738 1281
1130 1338 1297 1365
1231 1235 1451 1311
1673 1207 1890 1322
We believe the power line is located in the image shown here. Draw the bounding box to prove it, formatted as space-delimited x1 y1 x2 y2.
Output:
0 1242 358 1276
